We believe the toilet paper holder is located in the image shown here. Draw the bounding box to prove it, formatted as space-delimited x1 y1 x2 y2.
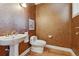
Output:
48 34 53 39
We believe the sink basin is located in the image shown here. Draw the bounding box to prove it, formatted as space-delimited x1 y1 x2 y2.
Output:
0 34 27 45
0 33 29 56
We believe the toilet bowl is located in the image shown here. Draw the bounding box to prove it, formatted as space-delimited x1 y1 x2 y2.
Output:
30 36 46 53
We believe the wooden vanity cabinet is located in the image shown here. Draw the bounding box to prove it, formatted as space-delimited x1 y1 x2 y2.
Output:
0 46 9 56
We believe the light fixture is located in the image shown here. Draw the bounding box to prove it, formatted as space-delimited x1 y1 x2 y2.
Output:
35 3 40 5
19 3 27 8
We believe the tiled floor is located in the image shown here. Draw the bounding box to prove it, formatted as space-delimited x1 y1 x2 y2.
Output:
27 48 72 56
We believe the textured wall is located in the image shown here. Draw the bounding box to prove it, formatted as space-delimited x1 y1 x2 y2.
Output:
0 3 28 35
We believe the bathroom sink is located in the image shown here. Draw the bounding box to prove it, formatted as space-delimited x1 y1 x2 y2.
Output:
0 34 27 45
0 33 29 56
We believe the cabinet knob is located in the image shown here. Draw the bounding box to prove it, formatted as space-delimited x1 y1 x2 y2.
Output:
75 32 79 35
5 48 9 51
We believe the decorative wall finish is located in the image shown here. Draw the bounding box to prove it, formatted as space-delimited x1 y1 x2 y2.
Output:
0 3 28 35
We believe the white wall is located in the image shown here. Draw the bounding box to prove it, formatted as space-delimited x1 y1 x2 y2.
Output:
72 3 79 18
0 3 28 33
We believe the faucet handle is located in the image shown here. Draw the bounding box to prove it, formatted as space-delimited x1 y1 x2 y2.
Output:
11 30 16 35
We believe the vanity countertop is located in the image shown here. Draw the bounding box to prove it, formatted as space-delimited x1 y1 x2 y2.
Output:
0 34 27 45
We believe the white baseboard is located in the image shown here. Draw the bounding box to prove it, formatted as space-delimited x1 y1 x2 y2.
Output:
20 47 31 56
46 45 76 56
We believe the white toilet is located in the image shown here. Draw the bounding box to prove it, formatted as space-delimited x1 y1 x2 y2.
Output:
30 36 46 53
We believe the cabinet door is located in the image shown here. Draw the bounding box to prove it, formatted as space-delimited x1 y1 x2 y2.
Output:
19 41 30 55
0 46 9 56
72 15 79 50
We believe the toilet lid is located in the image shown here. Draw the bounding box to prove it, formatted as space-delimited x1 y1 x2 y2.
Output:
33 40 46 46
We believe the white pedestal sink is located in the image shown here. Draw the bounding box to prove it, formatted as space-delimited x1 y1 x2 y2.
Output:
0 34 28 56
